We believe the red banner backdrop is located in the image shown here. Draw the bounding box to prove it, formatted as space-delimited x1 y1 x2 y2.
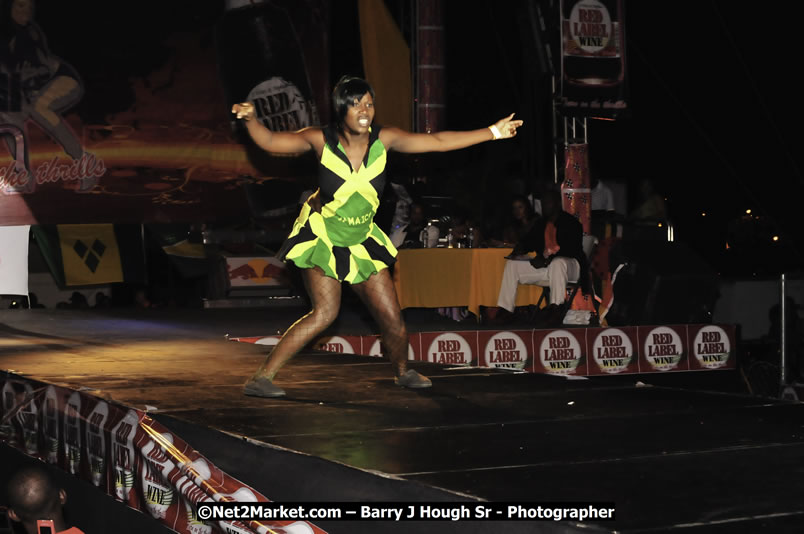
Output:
0 1 329 226
1 374 326 534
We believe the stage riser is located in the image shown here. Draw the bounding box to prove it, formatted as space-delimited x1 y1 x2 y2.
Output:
232 324 737 376
152 415 596 534
0 372 597 534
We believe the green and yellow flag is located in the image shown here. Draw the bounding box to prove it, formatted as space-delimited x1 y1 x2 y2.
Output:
57 224 124 286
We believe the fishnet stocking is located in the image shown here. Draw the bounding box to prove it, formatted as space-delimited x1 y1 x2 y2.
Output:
252 267 341 380
351 269 409 377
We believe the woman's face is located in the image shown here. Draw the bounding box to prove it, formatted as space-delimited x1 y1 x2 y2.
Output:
410 204 425 224
512 200 528 221
11 0 34 26
343 92 375 134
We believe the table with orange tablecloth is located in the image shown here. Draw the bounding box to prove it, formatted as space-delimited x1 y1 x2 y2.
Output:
392 248 544 318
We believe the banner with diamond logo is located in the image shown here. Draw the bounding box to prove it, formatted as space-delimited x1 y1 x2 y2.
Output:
57 224 123 285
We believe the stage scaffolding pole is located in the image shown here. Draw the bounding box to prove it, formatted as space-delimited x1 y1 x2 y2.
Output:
780 273 787 387
414 0 445 134
777 273 803 402
141 223 148 288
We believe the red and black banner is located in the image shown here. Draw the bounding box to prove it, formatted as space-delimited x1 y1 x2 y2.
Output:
1 373 327 534
558 0 628 119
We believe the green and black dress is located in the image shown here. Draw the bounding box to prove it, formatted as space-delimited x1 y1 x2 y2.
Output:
278 125 397 284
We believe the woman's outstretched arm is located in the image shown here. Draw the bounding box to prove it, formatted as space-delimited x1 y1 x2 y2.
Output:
232 102 323 154
381 113 523 153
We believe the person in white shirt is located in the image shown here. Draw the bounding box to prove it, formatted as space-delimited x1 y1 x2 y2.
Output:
591 177 616 213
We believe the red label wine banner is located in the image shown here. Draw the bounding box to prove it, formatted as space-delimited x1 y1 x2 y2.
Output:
229 324 737 376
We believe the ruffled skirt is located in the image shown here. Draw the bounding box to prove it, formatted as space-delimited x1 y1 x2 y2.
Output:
277 203 397 284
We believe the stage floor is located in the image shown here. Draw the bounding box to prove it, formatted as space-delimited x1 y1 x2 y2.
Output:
1 306 803 533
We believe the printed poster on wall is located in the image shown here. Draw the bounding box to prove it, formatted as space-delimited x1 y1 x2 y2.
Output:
533 328 588 376
558 0 628 118
420 331 478 367
478 329 533 371
586 326 639 375
0 1 329 226
638 325 690 373
688 324 736 371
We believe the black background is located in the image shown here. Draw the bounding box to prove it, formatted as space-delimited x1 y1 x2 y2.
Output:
23 0 804 276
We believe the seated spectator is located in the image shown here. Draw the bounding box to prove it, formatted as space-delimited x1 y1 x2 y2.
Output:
55 293 89 310
589 176 620 242
495 189 590 326
488 194 539 248
93 292 111 308
445 206 481 248
387 182 414 236
6 464 84 534
390 202 439 248
590 176 616 215
134 289 152 309
630 178 667 222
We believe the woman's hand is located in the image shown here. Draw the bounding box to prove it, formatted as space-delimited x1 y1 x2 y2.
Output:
489 113 524 140
232 102 255 121
529 255 548 269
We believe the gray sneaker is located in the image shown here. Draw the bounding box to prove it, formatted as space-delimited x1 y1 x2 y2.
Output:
243 376 286 398
395 369 432 389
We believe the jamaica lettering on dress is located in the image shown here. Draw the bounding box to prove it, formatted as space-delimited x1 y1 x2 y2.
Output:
337 213 372 226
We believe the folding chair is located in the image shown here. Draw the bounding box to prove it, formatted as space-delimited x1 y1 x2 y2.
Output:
533 235 598 322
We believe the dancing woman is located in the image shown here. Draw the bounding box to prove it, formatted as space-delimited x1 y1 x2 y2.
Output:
233 76 522 397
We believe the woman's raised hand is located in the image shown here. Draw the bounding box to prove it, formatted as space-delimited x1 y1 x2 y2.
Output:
489 113 524 140
232 102 255 121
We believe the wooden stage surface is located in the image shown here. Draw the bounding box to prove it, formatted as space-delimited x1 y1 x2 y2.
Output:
1 307 803 533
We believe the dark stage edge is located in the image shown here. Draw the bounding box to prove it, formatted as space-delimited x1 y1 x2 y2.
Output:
1 308 803 533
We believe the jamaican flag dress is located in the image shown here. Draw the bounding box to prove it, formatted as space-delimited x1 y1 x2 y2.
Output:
278 125 397 284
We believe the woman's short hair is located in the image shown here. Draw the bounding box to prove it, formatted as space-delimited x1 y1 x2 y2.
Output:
331 76 375 125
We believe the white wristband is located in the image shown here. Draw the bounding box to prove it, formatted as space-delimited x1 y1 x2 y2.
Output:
489 125 502 140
